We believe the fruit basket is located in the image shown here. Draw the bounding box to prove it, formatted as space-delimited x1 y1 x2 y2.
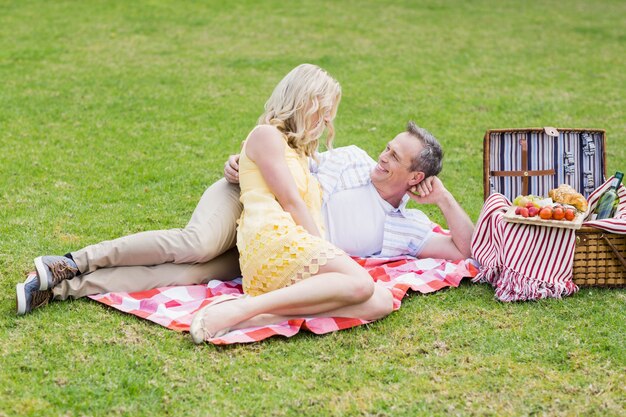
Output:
483 127 625 287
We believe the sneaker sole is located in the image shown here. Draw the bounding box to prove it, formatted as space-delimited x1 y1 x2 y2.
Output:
16 283 27 315
34 256 50 291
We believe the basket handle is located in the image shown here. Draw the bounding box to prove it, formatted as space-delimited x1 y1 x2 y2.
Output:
601 234 626 272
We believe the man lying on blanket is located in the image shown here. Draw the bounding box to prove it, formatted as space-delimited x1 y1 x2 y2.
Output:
17 121 474 315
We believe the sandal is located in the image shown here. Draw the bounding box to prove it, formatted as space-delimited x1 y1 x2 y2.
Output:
189 294 241 344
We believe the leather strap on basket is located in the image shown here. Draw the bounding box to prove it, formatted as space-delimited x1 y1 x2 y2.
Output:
490 133 555 195
602 234 626 272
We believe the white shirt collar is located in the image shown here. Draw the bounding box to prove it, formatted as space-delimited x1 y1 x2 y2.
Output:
372 184 410 215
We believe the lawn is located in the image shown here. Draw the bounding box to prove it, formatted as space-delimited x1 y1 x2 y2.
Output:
1 0 625 415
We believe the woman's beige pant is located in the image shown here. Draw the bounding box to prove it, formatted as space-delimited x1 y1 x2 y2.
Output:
52 179 242 299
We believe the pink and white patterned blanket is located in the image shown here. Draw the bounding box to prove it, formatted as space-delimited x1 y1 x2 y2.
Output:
89 254 479 345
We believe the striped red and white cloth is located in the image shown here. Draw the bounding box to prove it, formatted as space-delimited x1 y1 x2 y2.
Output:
472 176 625 302
89 254 479 345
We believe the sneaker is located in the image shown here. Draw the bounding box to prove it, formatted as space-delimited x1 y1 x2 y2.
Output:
34 255 79 290
16 273 53 315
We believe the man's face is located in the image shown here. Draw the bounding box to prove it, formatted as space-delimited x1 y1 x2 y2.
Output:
370 132 424 193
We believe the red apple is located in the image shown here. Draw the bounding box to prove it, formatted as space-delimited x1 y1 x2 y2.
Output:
519 207 529 218
564 208 576 221
553 207 565 221
528 207 539 217
539 207 553 220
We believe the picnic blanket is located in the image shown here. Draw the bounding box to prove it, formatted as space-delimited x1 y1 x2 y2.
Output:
472 176 626 302
89 250 479 345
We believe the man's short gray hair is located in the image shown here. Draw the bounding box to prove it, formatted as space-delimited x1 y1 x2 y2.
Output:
406 121 443 177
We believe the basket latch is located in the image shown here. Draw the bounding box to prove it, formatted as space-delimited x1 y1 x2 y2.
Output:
544 127 559 137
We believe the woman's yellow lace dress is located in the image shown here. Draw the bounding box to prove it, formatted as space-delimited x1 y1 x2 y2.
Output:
237 131 343 296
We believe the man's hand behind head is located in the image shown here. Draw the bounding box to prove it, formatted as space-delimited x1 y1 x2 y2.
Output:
408 176 451 206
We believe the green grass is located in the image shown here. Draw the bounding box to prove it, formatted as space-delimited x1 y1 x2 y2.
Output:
1 0 625 415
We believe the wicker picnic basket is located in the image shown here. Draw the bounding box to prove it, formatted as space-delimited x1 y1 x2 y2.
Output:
483 127 625 287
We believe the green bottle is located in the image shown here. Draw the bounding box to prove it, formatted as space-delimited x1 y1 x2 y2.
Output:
592 171 624 220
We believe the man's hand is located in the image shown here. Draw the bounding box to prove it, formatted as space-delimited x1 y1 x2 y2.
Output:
224 154 240 184
408 176 450 206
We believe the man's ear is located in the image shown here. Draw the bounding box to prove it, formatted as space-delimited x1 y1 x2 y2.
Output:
408 171 425 187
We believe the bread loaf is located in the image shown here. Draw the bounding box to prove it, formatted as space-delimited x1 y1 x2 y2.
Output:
548 184 588 212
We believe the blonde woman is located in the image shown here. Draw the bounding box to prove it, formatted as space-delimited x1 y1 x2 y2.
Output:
190 64 394 342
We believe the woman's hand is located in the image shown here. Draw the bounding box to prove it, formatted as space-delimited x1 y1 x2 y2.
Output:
224 154 240 184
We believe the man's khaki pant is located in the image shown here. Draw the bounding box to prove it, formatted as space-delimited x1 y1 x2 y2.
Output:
52 179 243 300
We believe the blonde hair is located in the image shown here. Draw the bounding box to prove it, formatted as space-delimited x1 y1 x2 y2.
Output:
258 64 342 157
